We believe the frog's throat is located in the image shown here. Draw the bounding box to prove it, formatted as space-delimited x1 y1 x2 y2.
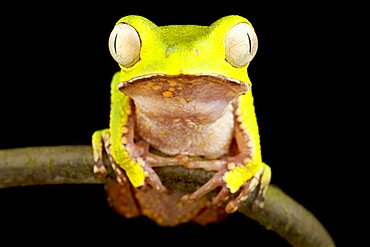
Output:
118 74 250 124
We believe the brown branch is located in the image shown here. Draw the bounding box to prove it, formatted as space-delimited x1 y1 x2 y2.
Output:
0 145 335 247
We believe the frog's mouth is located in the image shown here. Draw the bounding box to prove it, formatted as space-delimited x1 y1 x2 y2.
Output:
118 74 249 123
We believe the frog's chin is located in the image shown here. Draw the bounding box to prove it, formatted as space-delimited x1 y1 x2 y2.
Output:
118 74 249 123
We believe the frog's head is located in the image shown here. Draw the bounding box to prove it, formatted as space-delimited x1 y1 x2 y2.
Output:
109 15 258 123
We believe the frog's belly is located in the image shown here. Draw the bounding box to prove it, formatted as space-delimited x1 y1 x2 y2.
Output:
135 107 234 159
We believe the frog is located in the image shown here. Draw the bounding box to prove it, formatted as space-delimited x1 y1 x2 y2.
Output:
92 15 271 225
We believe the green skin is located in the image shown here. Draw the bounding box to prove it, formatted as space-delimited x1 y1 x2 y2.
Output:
92 15 271 213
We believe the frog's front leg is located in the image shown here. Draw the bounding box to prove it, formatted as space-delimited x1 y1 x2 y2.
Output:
92 129 129 184
92 105 166 192
181 165 270 213
181 103 271 213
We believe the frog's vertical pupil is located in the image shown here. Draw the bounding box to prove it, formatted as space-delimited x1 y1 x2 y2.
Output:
247 33 251 54
114 33 118 54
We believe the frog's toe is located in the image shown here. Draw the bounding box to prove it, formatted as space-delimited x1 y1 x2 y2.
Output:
251 163 271 212
181 169 226 203
210 186 230 207
143 172 167 193
93 159 108 178
225 177 258 213
137 158 167 193
111 161 128 185
226 163 271 213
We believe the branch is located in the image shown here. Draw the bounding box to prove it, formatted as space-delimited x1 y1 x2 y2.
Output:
0 145 335 247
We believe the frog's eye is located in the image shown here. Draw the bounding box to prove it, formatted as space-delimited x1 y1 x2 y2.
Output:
225 23 258 68
108 23 141 67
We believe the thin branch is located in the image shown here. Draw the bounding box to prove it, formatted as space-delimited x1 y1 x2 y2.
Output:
0 145 335 247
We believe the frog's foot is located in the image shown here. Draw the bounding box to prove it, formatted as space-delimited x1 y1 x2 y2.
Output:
105 156 165 192
181 163 271 213
92 129 127 183
109 160 127 184
118 148 167 192
92 159 107 179
251 163 271 211
92 124 166 192
223 163 271 213
137 157 167 192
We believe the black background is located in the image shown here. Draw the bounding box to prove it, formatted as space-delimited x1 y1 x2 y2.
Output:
0 2 353 246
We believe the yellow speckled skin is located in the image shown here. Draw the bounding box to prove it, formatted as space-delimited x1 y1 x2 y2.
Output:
93 15 270 196
223 91 262 193
109 72 146 187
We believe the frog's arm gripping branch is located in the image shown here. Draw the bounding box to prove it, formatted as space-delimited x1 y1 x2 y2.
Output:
0 145 335 247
